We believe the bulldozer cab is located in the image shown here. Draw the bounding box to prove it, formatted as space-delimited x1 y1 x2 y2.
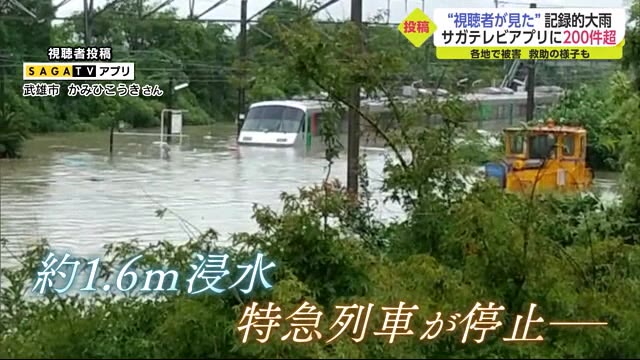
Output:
486 119 592 192
503 120 587 166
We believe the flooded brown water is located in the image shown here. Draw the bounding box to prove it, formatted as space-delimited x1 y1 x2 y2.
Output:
0 124 620 266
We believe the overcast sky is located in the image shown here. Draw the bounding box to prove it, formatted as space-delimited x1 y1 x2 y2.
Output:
47 0 630 36
55 0 628 25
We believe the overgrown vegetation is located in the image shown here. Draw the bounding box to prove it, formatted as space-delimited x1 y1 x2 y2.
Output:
0 0 617 158
2 2 640 358
542 1 640 173
544 72 635 172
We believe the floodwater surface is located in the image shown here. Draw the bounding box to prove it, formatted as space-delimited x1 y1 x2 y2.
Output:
0 124 620 267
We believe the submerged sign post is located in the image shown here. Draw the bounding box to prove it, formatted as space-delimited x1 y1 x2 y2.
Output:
398 7 626 60
159 109 187 150
170 111 183 135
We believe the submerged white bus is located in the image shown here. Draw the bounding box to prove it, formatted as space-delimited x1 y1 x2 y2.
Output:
236 87 564 148
236 100 316 147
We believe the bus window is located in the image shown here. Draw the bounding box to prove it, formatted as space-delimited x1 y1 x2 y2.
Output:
478 104 491 121
518 104 527 116
309 112 318 135
508 103 514 123
508 133 524 154
244 105 305 133
528 134 556 159
562 134 575 156
313 112 325 136
580 135 586 159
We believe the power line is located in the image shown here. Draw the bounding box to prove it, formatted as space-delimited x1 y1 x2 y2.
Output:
0 14 402 26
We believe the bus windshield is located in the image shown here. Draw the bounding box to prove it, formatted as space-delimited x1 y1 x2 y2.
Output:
242 105 305 133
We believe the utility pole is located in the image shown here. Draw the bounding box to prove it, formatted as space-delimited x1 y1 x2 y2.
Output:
386 0 390 22
83 0 91 46
0 55 5 126
167 76 174 143
237 0 248 138
0 56 3 289
347 0 362 196
526 2 536 123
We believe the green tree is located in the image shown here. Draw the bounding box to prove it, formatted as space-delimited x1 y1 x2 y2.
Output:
2 10 640 357
622 0 640 89
545 81 619 171
243 0 314 101
609 71 640 243
2 5 640 358
0 90 31 158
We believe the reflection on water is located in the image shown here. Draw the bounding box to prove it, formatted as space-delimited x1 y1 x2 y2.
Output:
0 125 403 266
0 125 620 266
